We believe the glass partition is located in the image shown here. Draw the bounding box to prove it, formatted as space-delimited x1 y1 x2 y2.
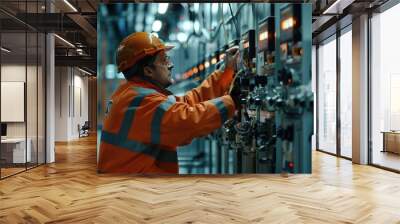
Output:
0 0 47 179
371 3 400 171
317 36 337 155
339 27 352 158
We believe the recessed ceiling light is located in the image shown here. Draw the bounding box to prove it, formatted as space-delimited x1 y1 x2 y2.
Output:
1 47 11 53
54 34 75 48
63 0 78 12
78 67 93 76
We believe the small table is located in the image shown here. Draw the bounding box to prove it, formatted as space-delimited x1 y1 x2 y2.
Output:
381 131 400 154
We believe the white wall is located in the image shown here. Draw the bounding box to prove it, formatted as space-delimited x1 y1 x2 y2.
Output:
1 65 26 132
55 67 89 141
55 67 69 141
1 65 26 141
1 65 40 138
73 73 89 138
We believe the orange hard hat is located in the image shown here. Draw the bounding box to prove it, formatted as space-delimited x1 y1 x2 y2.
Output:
116 32 174 73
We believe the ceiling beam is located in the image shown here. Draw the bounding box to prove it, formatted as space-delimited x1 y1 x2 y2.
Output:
67 13 97 40
52 0 97 47
55 55 96 71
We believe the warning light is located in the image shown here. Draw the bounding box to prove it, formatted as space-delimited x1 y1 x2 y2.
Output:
259 31 268 41
204 61 210 68
288 162 294 169
211 57 217 65
281 17 296 30
193 67 198 74
188 70 193 77
219 53 225 61
199 64 204 71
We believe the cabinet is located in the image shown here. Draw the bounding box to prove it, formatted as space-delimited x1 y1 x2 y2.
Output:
382 131 400 154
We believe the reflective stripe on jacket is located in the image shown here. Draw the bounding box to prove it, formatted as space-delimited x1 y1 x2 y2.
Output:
98 68 236 174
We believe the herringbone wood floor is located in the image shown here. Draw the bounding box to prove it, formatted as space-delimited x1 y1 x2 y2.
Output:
1 135 400 224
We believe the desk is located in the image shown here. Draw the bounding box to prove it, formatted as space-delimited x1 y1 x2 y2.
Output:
381 131 400 154
1 138 31 164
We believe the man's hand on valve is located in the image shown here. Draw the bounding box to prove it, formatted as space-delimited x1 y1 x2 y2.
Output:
222 46 241 111
224 46 240 72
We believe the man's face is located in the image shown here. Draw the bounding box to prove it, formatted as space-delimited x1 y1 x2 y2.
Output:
144 51 174 88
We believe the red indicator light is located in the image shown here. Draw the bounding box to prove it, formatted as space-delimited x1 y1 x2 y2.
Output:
288 162 294 169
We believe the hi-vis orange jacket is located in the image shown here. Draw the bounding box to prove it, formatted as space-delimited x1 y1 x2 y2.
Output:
98 68 236 174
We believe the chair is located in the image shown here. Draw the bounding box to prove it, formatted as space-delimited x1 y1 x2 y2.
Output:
78 121 90 138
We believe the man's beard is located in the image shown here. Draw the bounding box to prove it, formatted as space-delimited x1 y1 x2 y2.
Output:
164 72 174 87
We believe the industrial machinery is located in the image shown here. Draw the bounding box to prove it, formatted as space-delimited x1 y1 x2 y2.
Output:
176 3 312 174
275 4 313 173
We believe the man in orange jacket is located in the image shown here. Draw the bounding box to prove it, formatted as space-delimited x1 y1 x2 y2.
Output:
98 32 240 174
